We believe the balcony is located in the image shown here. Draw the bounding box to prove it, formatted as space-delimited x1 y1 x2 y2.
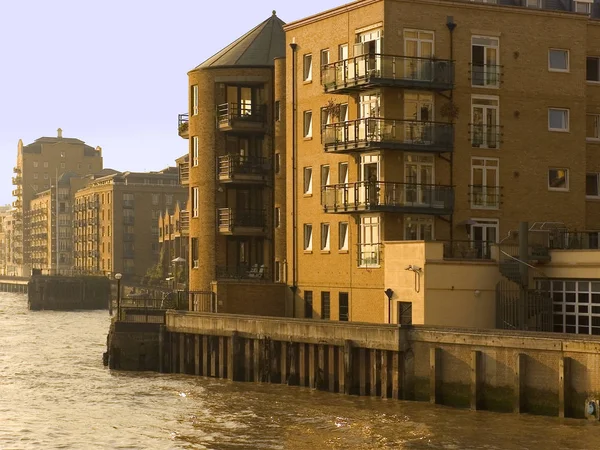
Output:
13 166 21 174
123 199 135 209
216 264 270 281
12 188 22 197
180 211 190 236
322 181 454 215
442 240 494 260
469 124 502 149
178 113 189 139
218 208 267 236
217 103 267 133
321 54 454 94
469 185 502 210
550 231 600 250
218 155 270 184
179 163 189 186
12 176 22 186
124 233 134 242
323 118 453 154
123 216 135 225
469 63 502 88
12 200 21 208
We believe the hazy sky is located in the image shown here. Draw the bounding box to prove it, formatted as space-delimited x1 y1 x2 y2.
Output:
0 0 344 206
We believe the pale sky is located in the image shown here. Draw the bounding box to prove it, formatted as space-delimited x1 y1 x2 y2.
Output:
0 0 344 206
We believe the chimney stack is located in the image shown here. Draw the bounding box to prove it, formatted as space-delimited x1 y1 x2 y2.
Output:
57 128 63 139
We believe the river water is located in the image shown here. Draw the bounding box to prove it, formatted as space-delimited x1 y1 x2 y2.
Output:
1 292 600 449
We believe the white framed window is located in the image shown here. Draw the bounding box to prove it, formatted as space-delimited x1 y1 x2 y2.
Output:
525 0 542 7
304 224 313 251
338 162 349 184
471 36 500 88
470 158 500 209
303 167 313 195
60 162 65 169
471 96 500 148
320 49 330 67
321 107 332 131
192 85 199 115
574 1 591 14
548 108 569 132
359 215 380 267
404 216 434 240
152 194 159 205
548 168 569 191
321 165 330 187
339 222 349 251
303 54 313 81
44 173 48 179
546 280 600 335
587 114 600 140
192 136 199 166
339 43 348 61
586 173 600 198
303 110 313 138
192 187 199 217
587 57 600 82
33 161 38 168
275 101 281 122
548 49 569 72
321 223 331 251
275 153 281 174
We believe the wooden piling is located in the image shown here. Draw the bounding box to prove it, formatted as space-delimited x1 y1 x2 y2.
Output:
559 356 571 418
202 335 208 377
299 343 306 387
308 344 315 389
343 341 353 395
514 353 523 414
218 337 225 379
318 345 325 390
370 349 378 397
158 325 165 373
328 345 335 392
253 339 261 382
227 333 237 381
179 333 185 374
194 335 200 376
392 352 399 400
245 339 252 382
281 342 288 384
381 350 388 399
430 347 440 404
470 350 482 410
210 337 217 377
359 348 366 396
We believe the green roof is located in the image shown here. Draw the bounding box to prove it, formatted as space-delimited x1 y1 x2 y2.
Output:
196 12 285 69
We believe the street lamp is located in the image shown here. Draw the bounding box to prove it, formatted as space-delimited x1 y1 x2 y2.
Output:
115 273 122 320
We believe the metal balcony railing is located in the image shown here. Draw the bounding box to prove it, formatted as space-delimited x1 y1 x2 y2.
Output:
469 185 503 209
123 216 135 225
218 154 270 181
218 208 266 233
178 113 189 137
216 264 270 280
322 118 453 153
549 231 600 250
321 54 454 93
12 176 22 185
217 103 266 129
123 199 135 208
469 63 503 88
470 123 502 149
442 240 494 260
321 181 454 215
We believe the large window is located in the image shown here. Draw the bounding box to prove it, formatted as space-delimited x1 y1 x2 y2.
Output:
471 36 500 87
548 49 569 72
471 158 500 209
547 280 600 335
339 293 349 321
548 108 569 132
321 292 331 320
303 54 313 81
321 165 330 188
548 168 569 191
304 224 313 251
192 85 199 115
574 1 591 14
471 96 499 148
587 114 600 140
191 237 199 268
320 49 330 67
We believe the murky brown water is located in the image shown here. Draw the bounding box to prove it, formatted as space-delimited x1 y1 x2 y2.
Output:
1 292 600 449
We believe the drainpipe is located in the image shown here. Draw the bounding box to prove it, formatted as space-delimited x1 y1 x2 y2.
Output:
290 40 298 317
446 17 456 242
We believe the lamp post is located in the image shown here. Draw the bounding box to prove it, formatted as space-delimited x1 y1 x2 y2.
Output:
115 273 122 320
171 257 186 309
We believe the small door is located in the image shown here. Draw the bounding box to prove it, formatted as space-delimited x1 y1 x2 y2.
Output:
404 154 434 205
359 155 380 206
404 30 434 80
404 93 434 143
471 219 498 258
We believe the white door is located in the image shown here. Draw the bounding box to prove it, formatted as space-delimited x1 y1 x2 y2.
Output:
471 219 498 258
471 36 499 87
338 44 349 84
359 154 380 206
355 30 382 78
358 93 380 143
471 158 499 209
471 97 499 148
404 93 434 143
404 154 434 206
359 215 381 266
404 30 434 80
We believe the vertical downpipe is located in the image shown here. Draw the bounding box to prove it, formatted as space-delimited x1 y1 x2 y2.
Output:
446 17 456 242
290 41 298 317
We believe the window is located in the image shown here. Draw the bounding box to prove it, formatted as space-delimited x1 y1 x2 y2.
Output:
587 57 600 82
44 162 48 168
525 0 542 7
398 302 413 325
274 207 281 228
338 43 348 61
548 49 569 72
574 1 591 14
320 107 332 131
78 163 82 169
404 217 434 240
43 173 48 179
33 173 38 179
303 167 313 195
321 292 331 320
471 36 500 87
587 173 600 197
60 152 65 158
339 293 349 321
587 114 600 140
33 161 38 168
320 49 330 68
471 158 500 209
339 162 349 184
191 237 199 268
192 187 199 217
338 222 349 251
304 224 313 251
548 108 569 132
152 194 159 205
60 162 65 169
549 168 569 191
275 100 281 122
275 153 281 174
471 96 499 148
545 280 600 335
359 216 380 267
192 136 199 166
320 165 330 188
304 291 313 319
165 194 173 205
303 54 313 81
321 223 330 251
192 85 199 115
303 110 313 138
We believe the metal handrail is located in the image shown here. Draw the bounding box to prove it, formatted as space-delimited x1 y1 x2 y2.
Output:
468 184 503 209
469 63 503 87
321 53 454 89
469 123 502 149
218 208 266 230
442 240 494 260
218 154 271 178
217 103 266 125
322 117 453 151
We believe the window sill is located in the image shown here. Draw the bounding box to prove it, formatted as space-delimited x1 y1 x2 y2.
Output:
303 79 313 85
303 193 313 198
548 188 569 192
548 129 569 133
339 250 349 254
548 69 570 73
471 84 500 89
586 138 600 143
303 136 313 141
587 81 600 85
321 250 331 254
586 196 600 201
358 265 381 269
304 250 313 254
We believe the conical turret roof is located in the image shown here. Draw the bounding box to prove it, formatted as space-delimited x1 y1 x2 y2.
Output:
196 12 285 69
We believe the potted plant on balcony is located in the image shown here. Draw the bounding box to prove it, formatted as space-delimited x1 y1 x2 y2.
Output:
440 101 459 121
322 99 342 145
178 121 189 135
